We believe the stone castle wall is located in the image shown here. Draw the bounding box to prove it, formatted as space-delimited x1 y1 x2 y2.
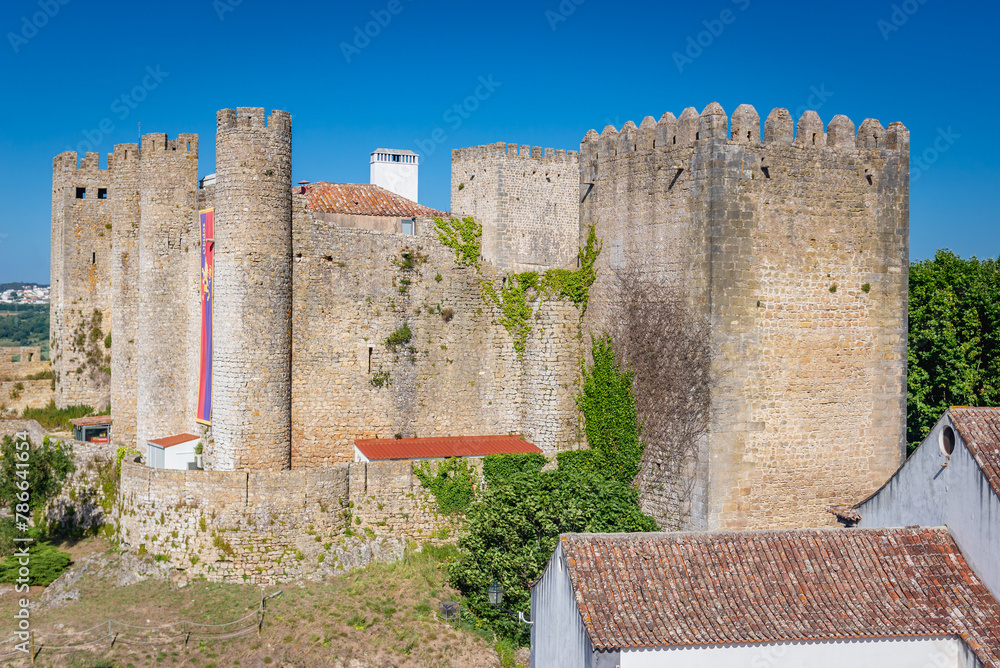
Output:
451 143 580 272
290 210 583 467
211 108 293 471
0 379 54 413
581 103 909 531
109 143 141 448
135 133 202 446
0 346 47 379
50 152 112 410
115 458 458 584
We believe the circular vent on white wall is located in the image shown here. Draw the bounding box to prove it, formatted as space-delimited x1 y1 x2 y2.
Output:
940 425 956 456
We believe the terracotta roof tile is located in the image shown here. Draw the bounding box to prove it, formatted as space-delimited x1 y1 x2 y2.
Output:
557 528 1000 665
69 415 111 427
147 433 200 448
354 435 540 461
949 407 1000 497
301 182 448 218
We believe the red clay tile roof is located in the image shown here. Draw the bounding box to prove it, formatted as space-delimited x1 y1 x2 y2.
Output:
148 433 200 448
301 182 448 218
69 415 111 427
557 528 1000 664
949 406 1000 497
354 435 541 461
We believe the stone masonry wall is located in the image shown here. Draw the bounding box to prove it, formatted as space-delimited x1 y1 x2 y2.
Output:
0 380 54 413
290 209 583 467
451 143 580 272
50 152 112 410
0 347 47 379
109 143 141 449
581 103 908 531
115 458 456 584
211 108 293 471
136 133 201 446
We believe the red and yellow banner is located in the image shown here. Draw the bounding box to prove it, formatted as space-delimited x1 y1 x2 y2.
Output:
197 209 214 426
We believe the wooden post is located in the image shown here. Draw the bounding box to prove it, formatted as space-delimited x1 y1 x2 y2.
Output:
258 588 264 636
29 630 34 665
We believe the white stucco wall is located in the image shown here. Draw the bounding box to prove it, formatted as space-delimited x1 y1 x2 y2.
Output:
856 412 1000 600
370 155 418 203
620 636 982 668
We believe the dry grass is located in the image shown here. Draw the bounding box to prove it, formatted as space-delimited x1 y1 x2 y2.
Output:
0 542 499 667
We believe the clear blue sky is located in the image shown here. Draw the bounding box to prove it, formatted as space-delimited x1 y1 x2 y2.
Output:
0 0 996 284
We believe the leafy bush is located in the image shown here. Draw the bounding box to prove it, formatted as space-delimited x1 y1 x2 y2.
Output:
21 399 95 432
0 434 75 516
0 517 17 560
448 334 657 644
908 251 1000 450
385 323 413 350
0 540 71 586
414 458 477 514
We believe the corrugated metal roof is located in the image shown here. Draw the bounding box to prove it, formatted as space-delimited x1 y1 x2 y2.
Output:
354 435 541 461
555 528 1000 664
148 433 200 448
949 406 1000 498
302 182 447 218
69 415 112 427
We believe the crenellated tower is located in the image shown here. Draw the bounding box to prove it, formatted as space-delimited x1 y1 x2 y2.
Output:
108 143 141 446
135 133 201 447
210 108 293 471
581 102 910 531
50 151 112 410
451 142 579 272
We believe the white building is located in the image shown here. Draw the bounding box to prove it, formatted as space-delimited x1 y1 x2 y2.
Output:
370 148 419 203
147 433 201 470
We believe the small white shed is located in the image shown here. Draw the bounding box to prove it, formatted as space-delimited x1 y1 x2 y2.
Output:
147 433 201 471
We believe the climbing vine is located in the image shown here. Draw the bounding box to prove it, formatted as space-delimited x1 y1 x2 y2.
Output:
435 216 602 357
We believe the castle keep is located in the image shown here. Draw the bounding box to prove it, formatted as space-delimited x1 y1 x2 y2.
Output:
50 101 910 577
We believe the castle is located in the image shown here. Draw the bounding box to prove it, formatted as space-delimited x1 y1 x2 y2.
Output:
51 102 909 544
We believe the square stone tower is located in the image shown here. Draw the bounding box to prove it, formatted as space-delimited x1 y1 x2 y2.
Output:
580 103 909 530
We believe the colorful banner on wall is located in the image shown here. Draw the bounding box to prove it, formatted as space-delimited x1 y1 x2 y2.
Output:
196 208 214 425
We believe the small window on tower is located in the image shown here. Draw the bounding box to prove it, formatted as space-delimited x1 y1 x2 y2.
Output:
76 187 86 199
92 252 96 265
97 188 108 199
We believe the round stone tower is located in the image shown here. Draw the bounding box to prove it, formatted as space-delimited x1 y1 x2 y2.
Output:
109 143 141 448
211 108 292 471
135 133 200 447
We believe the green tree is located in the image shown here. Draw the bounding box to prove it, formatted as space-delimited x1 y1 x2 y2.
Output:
908 251 1000 450
0 434 75 516
446 334 657 644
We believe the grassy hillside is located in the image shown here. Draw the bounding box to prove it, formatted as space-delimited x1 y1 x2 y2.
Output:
0 540 504 668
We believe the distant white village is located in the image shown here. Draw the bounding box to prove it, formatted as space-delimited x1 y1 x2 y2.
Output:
0 284 49 304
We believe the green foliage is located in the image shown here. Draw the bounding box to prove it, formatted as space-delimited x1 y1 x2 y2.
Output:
0 434 75 516
414 458 478 514
370 366 391 388
0 517 16 560
0 303 48 353
482 275 535 355
385 323 413 350
434 216 482 267
908 251 1000 450
449 335 657 644
21 399 95 431
576 334 644 484
540 224 602 312
862 282 872 293
0 540 71 586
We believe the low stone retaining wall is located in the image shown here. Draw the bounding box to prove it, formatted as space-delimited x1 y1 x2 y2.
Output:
114 459 461 583
0 379 54 413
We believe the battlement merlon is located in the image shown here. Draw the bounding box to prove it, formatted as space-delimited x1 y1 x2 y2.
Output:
140 132 199 154
451 143 578 163
580 102 908 157
217 107 292 135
